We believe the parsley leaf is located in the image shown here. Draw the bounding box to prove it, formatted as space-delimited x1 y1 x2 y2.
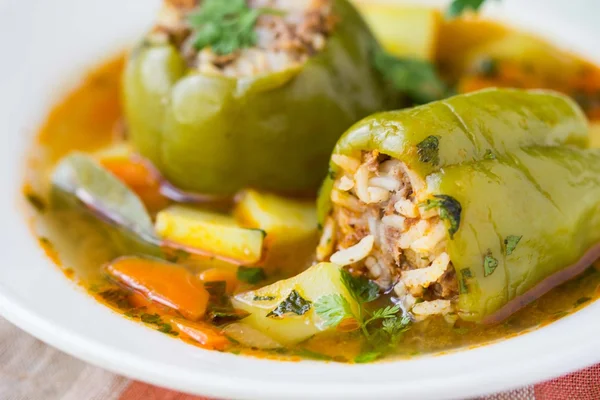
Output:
483 251 499 277
422 195 462 239
188 0 279 56
314 294 355 328
366 305 401 323
459 268 472 294
354 351 382 363
484 149 496 160
237 266 266 284
447 0 490 18
416 135 441 165
340 269 380 304
266 290 312 318
25 192 46 212
574 297 592 307
504 235 522 255
374 50 449 105
99 288 132 310
253 295 276 301
205 281 248 323
381 314 412 342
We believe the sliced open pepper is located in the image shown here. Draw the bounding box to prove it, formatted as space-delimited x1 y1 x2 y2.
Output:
123 0 401 195
318 88 600 322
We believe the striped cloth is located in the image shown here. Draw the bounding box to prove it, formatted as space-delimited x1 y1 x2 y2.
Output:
1 318 597 400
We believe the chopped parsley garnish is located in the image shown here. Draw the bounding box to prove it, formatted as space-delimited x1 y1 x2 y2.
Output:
354 351 382 364
25 192 46 212
99 288 132 310
341 269 380 305
140 313 161 324
459 268 472 294
453 327 470 335
165 249 191 263
205 281 248 323
328 167 336 180
477 58 499 78
237 266 266 285
484 149 496 160
483 251 499 277
266 290 312 318
294 348 334 361
504 235 522 255
315 269 412 349
422 195 462 239
253 295 276 301
138 313 178 336
574 297 592 307
447 0 492 18
416 135 441 165
314 294 354 328
187 0 281 56
374 50 449 105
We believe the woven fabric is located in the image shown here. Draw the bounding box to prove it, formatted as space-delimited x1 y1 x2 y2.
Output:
1 317 597 400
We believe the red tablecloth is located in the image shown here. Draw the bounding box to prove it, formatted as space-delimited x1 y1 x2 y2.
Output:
2 317 596 400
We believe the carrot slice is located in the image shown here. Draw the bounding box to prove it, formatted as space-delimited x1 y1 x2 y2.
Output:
106 257 209 320
173 319 230 351
100 157 169 211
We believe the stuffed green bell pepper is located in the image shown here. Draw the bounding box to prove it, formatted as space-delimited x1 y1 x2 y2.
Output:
316 88 600 323
123 0 401 195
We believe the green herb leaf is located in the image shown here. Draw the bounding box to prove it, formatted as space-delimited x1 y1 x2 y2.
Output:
369 305 401 322
422 195 462 239
484 149 496 160
447 0 490 18
237 266 266 284
266 290 312 318
416 135 441 165
453 327 470 335
314 294 355 328
483 251 499 277
381 314 411 339
294 348 335 361
205 281 248 323
374 50 448 104
459 267 472 294
253 295 276 301
354 351 382 363
504 235 522 255
140 313 161 324
99 288 132 310
187 0 280 56
25 192 46 212
574 297 592 307
340 269 380 305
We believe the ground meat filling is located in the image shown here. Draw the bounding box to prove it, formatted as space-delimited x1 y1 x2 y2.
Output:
318 151 459 321
151 0 335 77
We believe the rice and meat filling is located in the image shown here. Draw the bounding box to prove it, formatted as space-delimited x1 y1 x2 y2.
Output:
152 0 335 77
318 150 459 321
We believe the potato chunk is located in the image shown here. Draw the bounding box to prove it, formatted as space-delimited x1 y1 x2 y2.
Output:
354 3 440 60
235 189 317 242
155 205 264 264
232 263 357 344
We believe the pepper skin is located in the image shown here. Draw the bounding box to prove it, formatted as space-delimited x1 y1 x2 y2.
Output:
319 88 600 322
123 0 401 195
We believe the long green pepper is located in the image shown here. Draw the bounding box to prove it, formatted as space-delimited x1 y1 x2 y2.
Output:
318 88 600 322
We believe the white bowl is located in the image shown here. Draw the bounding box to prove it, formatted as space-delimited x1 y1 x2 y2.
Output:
1 0 599 399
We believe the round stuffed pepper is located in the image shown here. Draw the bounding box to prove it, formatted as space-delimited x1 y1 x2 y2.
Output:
123 0 401 195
